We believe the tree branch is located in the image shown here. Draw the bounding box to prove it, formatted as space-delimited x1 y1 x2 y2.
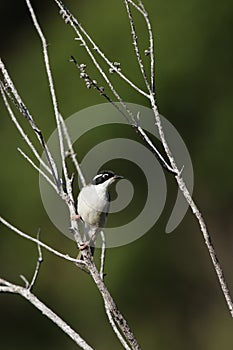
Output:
59 113 86 187
0 278 94 350
17 147 58 193
0 216 86 266
124 0 151 93
29 229 43 291
0 59 62 194
0 82 52 176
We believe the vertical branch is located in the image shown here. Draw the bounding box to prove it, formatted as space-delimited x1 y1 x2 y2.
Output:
127 0 155 93
26 0 69 191
138 1 155 93
59 113 86 187
29 229 43 291
124 0 151 93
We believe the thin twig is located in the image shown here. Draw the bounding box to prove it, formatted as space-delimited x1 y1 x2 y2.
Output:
20 275 30 289
0 59 62 193
0 82 52 176
17 148 58 192
135 125 176 173
29 229 43 290
71 55 176 174
54 0 142 124
124 0 151 93
26 0 69 192
70 56 131 124
0 216 86 266
59 113 86 187
0 278 93 350
127 0 155 93
54 0 149 99
104 301 131 350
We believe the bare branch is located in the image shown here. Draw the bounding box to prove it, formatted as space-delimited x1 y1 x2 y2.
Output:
20 275 30 289
0 278 94 350
104 301 131 350
17 148 58 193
70 56 132 124
82 253 141 350
71 55 176 174
0 216 86 266
146 13 233 317
29 229 43 291
0 82 52 176
54 0 146 125
135 125 176 174
176 172 233 316
59 113 86 187
124 0 151 93
0 59 62 193
54 0 149 99
127 0 155 92
26 0 69 192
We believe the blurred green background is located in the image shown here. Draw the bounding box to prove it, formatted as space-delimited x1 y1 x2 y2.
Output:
1 0 233 349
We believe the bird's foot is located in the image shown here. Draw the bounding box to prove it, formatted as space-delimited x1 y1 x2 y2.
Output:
72 214 81 221
79 241 90 251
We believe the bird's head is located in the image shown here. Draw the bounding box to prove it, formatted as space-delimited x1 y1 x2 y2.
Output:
91 170 123 188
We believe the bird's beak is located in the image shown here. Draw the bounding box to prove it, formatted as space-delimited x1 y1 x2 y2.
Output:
113 174 124 180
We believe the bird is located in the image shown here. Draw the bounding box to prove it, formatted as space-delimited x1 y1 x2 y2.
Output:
75 170 123 255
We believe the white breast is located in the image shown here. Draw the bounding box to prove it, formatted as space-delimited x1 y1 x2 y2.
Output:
77 184 110 227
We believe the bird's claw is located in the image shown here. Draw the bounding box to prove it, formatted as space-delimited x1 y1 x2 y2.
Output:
79 241 90 251
72 214 81 221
